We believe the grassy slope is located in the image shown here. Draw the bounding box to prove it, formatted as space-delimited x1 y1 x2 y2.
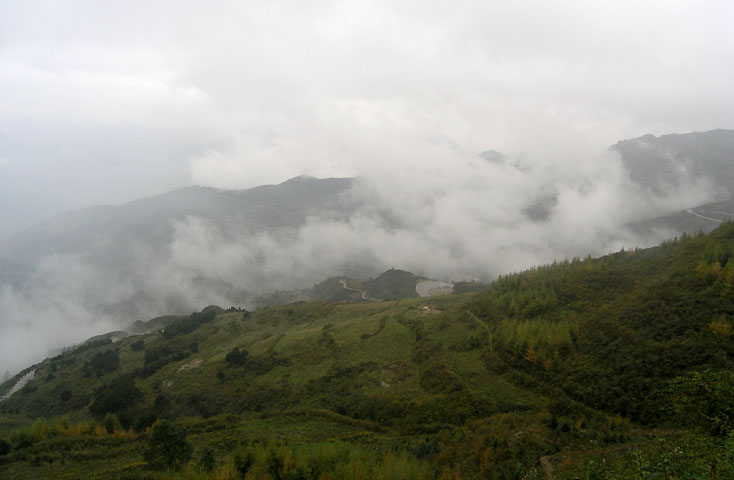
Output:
256 268 433 306
1 224 734 478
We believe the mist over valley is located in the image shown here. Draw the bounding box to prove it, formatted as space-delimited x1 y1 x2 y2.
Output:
1 130 733 375
2 2 734 477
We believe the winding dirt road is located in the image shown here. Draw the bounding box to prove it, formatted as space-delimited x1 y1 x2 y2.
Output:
339 279 378 302
686 208 724 223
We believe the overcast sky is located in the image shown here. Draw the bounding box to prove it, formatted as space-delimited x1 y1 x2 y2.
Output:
1 0 733 237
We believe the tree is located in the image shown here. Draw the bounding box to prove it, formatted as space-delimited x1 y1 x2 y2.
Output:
199 445 216 472
85 349 120 377
154 394 170 414
666 369 734 436
144 419 193 470
103 413 122 434
225 347 248 366
89 375 143 416
0 438 10 456
60 389 72 402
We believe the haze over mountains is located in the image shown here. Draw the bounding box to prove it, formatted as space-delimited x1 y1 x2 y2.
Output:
1 130 733 375
2 3 732 476
613 129 734 196
3 218 734 478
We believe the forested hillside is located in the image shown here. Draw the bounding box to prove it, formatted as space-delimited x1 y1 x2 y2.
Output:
1 224 734 479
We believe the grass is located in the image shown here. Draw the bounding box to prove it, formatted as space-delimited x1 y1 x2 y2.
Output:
3 225 734 478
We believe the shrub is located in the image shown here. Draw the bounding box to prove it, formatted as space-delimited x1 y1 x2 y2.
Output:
665 369 734 436
154 394 170 413
9 418 51 449
233 445 254 476
10 428 34 449
103 413 122 434
89 375 143 416
85 349 120 376
225 347 248 366
144 419 193 470
20 382 37 395
139 344 189 377
199 445 216 472
162 310 217 340
0 438 11 456
134 412 158 432
73 337 112 354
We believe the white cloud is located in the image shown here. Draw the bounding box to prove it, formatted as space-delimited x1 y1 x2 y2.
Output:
1 0 734 372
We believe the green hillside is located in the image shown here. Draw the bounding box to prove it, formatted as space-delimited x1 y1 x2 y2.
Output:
2 224 734 479
255 269 432 307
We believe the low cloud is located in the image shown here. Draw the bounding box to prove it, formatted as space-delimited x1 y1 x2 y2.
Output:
0 127 725 377
2 0 733 377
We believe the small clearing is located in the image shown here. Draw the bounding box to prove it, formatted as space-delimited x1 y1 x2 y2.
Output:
177 358 203 373
418 305 442 315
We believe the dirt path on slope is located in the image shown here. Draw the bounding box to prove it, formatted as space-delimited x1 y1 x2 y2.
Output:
686 208 724 223
540 456 553 480
467 309 554 480
339 279 379 302
467 309 493 352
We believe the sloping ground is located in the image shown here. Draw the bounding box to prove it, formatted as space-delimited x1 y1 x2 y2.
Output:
2 224 734 478
0 176 358 338
471 223 734 418
631 200 734 238
364 268 425 299
611 129 734 196
416 280 454 297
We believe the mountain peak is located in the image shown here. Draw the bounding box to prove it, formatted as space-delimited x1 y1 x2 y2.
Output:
280 175 317 184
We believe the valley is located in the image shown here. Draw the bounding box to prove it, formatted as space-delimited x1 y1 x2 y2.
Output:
1 222 733 478
3 3 733 478
3 130 734 377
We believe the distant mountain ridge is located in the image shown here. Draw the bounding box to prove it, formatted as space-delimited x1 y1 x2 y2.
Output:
3 130 734 377
0 176 362 354
613 129 734 237
1 176 355 265
611 129 734 198
4 130 733 271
